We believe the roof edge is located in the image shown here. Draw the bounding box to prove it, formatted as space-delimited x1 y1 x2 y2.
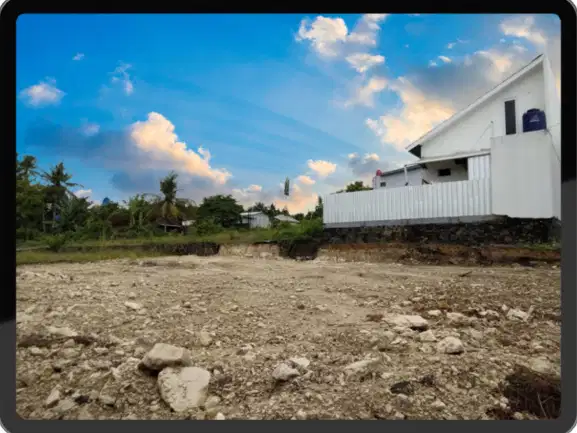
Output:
405 54 545 152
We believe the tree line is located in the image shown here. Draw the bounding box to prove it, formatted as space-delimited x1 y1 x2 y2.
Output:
16 153 350 243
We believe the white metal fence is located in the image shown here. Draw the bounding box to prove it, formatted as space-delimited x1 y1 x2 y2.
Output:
323 178 492 226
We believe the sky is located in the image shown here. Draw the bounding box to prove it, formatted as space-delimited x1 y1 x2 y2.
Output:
16 13 561 213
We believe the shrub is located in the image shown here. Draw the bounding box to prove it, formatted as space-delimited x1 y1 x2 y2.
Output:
196 219 223 236
44 234 68 252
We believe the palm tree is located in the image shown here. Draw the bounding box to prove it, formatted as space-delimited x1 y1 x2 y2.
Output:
41 162 82 199
17 155 39 180
150 172 195 229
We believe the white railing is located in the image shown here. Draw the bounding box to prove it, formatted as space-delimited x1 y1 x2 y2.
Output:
323 178 492 226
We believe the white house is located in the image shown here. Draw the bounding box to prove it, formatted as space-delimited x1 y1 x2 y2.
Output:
275 215 300 224
325 54 561 227
240 211 271 229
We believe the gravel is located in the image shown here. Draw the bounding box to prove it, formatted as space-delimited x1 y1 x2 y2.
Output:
16 255 560 420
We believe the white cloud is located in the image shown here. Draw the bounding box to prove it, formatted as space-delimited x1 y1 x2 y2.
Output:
81 122 100 136
307 159 337 178
447 42 457 49
346 76 388 107
73 189 92 199
296 14 388 57
366 78 455 150
438 55 452 63
428 60 438 68
130 112 232 184
73 53 85 61
111 62 134 95
500 15 547 46
345 52 385 73
296 16 349 57
297 175 316 185
19 79 65 107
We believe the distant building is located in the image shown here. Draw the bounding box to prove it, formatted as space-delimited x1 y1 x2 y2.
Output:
240 211 271 229
274 215 299 224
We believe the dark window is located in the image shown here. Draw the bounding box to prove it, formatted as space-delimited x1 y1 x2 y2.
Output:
505 100 517 135
438 168 451 177
380 181 387 187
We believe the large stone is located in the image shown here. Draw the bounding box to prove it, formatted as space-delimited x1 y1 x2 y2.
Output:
46 326 78 338
142 343 192 371
344 357 381 375
384 314 429 331
45 386 61 408
157 367 211 413
437 337 465 354
506 308 529 321
272 363 300 381
418 330 437 342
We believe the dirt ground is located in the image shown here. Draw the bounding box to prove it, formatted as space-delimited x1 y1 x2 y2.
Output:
16 255 561 420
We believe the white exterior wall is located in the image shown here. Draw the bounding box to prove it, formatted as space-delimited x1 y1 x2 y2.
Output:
543 56 561 157
242 213 271 228
374 168 423 189
491 130 558 219
468 154 491 179
421 65 545 158
323 179 492 226
422 160 468 183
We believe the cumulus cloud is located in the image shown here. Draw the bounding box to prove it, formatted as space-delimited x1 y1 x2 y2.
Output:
73 189 92 199
307 159 337 177
273 183 319 214
347 152 381 177
366 77 455 150
500 15 547 47
345 52 385 73
130 112 232 184
296 14 387 58
438 55 452 63
19 79 65 107
346 76 388 107
73 53 85 61
297 175 316 185
296 16 349 57
111 62 134 95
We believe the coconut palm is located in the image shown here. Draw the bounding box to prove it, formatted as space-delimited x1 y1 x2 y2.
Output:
41 162 83 201
17 155 39 180
149 172 195 226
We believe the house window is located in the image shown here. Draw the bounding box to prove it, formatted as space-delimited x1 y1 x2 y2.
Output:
380 181 387 187
505 100 517 135
438 168 451 177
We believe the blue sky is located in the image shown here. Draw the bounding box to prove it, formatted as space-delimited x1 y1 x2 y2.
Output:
16 13 560 212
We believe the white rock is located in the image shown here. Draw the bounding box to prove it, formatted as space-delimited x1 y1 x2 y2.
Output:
142 343 192 371
204 395 221 410
272 363 300 381
526 357 558 375
124 302 143 311
384 314 429 330
344 357 380 375
46 326 78 338
295 409 307 420
289 357 311 370
198 331 213 347
215 412 226 420
128 292 137 300
446 312 469 324
60 348 80 359
506 308 529 321
157 366 211 413
54 399 76 414
427 310 442 317
45 386 61 408
28 347 45 356
418 330 437 342
437 337 465 354
431 399 446 410
62 339 75 348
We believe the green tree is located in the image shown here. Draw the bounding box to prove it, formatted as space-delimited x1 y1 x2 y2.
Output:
197 194 243 228
336 181 372 193
149 172 195 225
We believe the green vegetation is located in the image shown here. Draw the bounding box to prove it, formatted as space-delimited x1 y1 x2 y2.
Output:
16 153 335 255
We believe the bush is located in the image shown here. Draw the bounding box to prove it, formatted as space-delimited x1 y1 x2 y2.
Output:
44 234 68 252
195 219 223 236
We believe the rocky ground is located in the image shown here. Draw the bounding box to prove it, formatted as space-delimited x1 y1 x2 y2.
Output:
16 255 561 420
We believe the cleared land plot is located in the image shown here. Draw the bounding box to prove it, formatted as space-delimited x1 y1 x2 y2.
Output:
16 255 560 420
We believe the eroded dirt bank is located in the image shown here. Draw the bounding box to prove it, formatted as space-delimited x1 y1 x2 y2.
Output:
16 255 560 420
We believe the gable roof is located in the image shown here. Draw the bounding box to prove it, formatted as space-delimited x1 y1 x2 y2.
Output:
406 54 544 157
275 215 299 223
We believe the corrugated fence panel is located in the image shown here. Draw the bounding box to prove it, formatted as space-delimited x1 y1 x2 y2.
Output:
468 154 491 179
323 179 492 225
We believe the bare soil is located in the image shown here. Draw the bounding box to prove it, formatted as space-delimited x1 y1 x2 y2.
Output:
16 255 561 420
